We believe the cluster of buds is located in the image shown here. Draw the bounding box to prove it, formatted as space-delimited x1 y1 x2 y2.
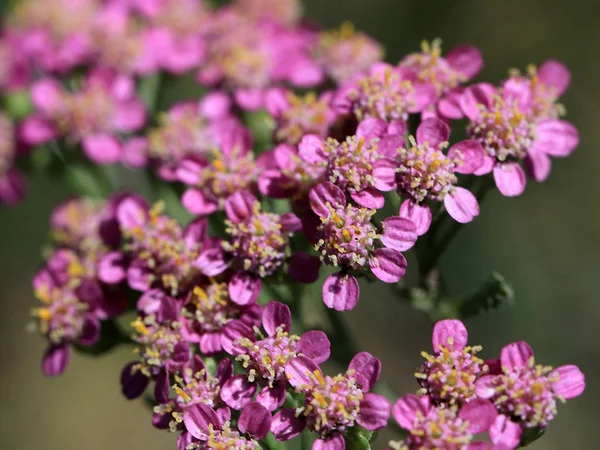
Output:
1 0 585 449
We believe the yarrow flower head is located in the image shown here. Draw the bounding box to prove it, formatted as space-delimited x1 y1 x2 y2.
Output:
22 68 147 164
271 352 390 449
313 22 383 84
299 118 401 209
416 319 488 406
219 301 330 412
390 394 498 450
461 68 578 197
393 118 486 235
309 181 417 310
474 341 585 448
222 191 302 305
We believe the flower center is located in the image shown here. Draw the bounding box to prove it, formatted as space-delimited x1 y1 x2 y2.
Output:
131 316 184 376
323 135 379 193
31 286 88 344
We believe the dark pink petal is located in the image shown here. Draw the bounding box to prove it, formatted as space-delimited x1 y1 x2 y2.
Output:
381 216 418 251
349 352 381 391
369 248 407 283
502 77 532 111
500 341 534 371
216 358 234 385
264 87 289 116
289 252 321 284
235 88 264 110
298 134 326 164
432 319 468 352
461 83 496 121
377 135 405 158
42 344 71 377
551 365 586 399
416 118 450 148
399 200 432 236
485 358 503 375
351 188 384 209
356 117 387 140
357 393 390 430
113 100 146 132
183 218 208 248
262 301 292 336
224 191 256 222
392 394 427 430
185 355 206 382
82 134 121 165
538 59 570 96
0 169 26 205
98 251 127 284
177 432 194 450
309 182 346 217
493 163 526 197
167 342 191 371
195 247 228 277
183 403 220 439
322 273 360 311
297 330 331 364
120 362 149 399
372 158 397 191
154 369 171 403
474 375 497 399
466 442 494 450
256 384 287 412
176 157 205 185
448 140 485 174
220 320 255 356
444 187 479 223
220 375 257 410
271 408 305 441
525 149 552 182
489 415 522 449
438 89 465 120
459 398 497 433
19 116 57 145
280 212 302 233
273 144 298 171
238 402 271 439
533 119 579 157
313 434 346 450
117 197 148 230
446 45 483 79
474 154 495 175
285 355 321 389
410 83 438 112
79 316 101 346
182 188 218 216
228 272 261 306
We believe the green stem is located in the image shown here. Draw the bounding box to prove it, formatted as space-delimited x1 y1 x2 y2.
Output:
324 307 358 366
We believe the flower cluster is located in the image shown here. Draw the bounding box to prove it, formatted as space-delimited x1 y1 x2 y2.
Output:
7 0 586 449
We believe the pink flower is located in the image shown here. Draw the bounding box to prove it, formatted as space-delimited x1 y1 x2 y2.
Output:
391 394 498 449
219 301 330 411
475 341 585 448
222 191 301 305
299 118 401 209
266 88 336 145
183 401 271 450
313 22 383 84
461 73 578 196
272 352 390 449
393 118 486 235
416 319 488 406
309 181 417 310
22 68 147 164
232 0 303 26
179 279 262 355
0 114 26 206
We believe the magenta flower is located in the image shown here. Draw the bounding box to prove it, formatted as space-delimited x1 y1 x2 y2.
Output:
183 401 271 450
266 88 336 145
309 181 417 310
111 199 227 296
179 279 262 355
393 118 486 235
0 114 26 205
272 352 390 448
0 35 30 91
299 118 401 209
22 68 147 164
475 341 585 448
222 191 302 305
313 22 383 84
461 74 578 197
219 301 330 412
232 0 303 26
391 394 498 450
416 319 487 406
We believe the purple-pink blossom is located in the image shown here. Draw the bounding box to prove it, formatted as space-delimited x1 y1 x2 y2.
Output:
0 114 26 205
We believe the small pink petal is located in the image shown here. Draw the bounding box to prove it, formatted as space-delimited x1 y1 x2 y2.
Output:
551 365 586 399
416 118 450 148
461 83 496 121
538 59 571 97
113 100 147 132
392 394 427 430
474 375 498 400
446 45 483 79
503 77 532 111
297 331 331 364
372 158 397 191
349 352 381 391
474 154 495 175
350 188 385 209
500 341 534 371
448 140 485 174
380 216 418 251
183 403 220 439
42 344 71 377
358 393 390 431
82 134 121 165
356 117 387 140
220 375 257 410
262 301 292 336
194 247 228 277
493 163 526 197
369 248 407 283
459 398 497 434
313 434 345 450
489 415 522 449
444 187 479 223
298 134 326 164
525 149 552 182
224 191 256 222
228 272 261 306
256 384 287 412
288 252 321 284
220 320 255 356
438 89 465 120
399 200 432 236
271 408 305 441
322 273 360 311
432 319 468 352
309 182 346 217
234 88 264 110
285 355 321 389
182 189 218 216
238 402 271 439
176 157 205 185
533 119 579 157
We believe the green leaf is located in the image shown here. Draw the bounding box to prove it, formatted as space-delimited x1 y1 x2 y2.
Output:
518 426 545 447
3 89 33 120
345 425 377 450
66 164 109 198
258 433 286 450
457 271 514 319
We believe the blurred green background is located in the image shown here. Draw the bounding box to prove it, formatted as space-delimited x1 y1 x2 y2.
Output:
1 0 598 448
